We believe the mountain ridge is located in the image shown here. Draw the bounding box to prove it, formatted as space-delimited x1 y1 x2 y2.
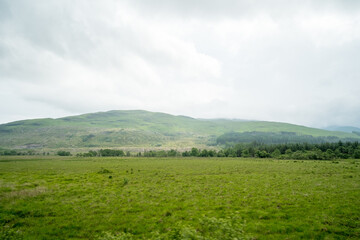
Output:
0 110 359 151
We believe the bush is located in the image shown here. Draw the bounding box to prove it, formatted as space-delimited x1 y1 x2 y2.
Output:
97 168 112 174
56 151 71 156
190 148 199 157
99 149 125 157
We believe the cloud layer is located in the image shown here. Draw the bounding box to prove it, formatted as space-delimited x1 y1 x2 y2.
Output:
1 0 359 127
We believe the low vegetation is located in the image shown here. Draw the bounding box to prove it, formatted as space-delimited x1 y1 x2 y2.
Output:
0 156 359 239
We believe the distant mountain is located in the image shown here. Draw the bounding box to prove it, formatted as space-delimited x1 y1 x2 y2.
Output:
324 126 360 133
0 110 359 151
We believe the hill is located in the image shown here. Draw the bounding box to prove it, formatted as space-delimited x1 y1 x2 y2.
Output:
324 126 360 134
0 110 359 151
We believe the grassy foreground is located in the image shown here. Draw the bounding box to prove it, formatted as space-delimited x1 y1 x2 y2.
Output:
0 157 359 239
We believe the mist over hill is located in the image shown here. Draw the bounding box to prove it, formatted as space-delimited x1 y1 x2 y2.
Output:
324 126 360 134
0 110 359 151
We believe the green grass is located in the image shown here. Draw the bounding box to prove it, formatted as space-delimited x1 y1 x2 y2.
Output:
0 110 358 150
0 156 359 239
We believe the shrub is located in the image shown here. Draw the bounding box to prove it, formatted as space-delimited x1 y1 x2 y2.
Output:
97 168 112 174
56 151 71 156
122 178 129 186
99 149 125 157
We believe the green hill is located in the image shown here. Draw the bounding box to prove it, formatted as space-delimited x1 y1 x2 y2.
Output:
0 110 359 151
324 126 360 134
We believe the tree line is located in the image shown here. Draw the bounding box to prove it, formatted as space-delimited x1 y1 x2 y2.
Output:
75 141 360 160
2 141 360 160
76 149 130 157
218 141 360 160
0 149 46 156
216 131 359 145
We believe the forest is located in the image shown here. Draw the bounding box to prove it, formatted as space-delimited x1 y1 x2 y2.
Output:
216 131 359 145
74 141 360 160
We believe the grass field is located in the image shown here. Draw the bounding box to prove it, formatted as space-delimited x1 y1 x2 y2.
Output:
0 157 359 239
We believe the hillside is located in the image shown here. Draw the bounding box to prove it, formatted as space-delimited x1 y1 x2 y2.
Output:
324 126 360 134
0 110 359 151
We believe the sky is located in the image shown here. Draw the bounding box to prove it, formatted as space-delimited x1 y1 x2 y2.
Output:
0 0 360 128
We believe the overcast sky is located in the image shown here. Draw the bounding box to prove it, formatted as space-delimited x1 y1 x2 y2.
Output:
1 0 360 127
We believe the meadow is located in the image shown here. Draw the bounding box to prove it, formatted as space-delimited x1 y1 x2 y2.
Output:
0 156 359 239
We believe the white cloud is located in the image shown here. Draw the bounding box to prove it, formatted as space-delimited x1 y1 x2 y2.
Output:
0 0 360 127
295 11 360 47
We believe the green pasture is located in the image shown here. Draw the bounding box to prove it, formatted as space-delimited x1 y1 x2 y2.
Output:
0 157 359 239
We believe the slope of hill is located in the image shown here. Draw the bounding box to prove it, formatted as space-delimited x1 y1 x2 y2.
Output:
0 110 359 150
324 126 360 133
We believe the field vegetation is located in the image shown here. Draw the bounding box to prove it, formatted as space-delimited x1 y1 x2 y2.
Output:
0 156 359 239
